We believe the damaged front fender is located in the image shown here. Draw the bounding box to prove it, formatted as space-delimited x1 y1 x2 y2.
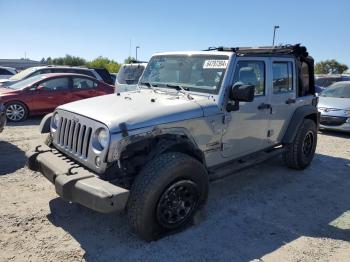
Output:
107 126 198 164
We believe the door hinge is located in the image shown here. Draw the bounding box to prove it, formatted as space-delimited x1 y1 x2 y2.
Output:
267 129 274 137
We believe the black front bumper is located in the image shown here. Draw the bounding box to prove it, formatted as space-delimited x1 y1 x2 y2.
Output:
0 103 6 133
26 144 129 213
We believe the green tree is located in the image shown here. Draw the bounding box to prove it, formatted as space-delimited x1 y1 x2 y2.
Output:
46 57 52 64
51 55 86 66
87 56 121 73
315 60 348 74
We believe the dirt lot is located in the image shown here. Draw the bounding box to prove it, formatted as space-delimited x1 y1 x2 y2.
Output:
0 118 349 262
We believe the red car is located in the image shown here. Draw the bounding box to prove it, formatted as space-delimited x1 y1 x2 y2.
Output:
0 73 114 121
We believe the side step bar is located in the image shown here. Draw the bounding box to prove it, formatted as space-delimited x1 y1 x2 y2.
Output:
209 147 285 181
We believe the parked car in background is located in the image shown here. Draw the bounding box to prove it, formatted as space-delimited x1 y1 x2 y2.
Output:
0 66 17 79
0 66 114 87
315 85 324 96
115 61 147 92
92 68 114 85
110 73 117 84
0 97 6 133
315 74 350 88
318 81 350 132
0 73 114 121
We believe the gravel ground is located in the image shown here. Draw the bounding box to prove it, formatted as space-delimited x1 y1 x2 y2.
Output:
0 117 349 262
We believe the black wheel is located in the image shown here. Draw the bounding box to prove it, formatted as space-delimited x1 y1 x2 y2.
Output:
5 102 28 122
127 152 208 241
283 119 317 170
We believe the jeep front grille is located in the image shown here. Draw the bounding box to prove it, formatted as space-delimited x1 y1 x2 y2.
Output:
57 117 92 159
52 109 109 174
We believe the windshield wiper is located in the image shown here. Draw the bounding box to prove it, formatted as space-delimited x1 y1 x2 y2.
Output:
166 84 193 100
139 81 157 91
166 84 190 91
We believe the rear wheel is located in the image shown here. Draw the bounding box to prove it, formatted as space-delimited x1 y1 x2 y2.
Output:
5 102 28 122
283 119 317 169
127 152 208 241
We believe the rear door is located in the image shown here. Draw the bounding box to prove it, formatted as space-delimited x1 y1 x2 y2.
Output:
267 58 297 144
70 76 99 102
28 77 71 114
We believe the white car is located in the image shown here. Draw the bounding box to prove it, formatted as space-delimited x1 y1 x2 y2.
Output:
0 66 17 79
0 66 114 87
318 81 350 132
115 62 147 93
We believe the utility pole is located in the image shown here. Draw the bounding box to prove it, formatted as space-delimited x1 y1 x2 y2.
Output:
129 39 131 58
272 25 279 46
136 46 140 61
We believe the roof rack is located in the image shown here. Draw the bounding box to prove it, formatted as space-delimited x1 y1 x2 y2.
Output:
204 44 309 57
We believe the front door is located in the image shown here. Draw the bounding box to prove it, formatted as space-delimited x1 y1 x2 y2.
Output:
267 58 297 144
221 58 271 159
28 77 71 114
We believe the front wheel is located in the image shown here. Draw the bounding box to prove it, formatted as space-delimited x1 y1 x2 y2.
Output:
5 102 28 122
283 119 317 169
127 152 209 241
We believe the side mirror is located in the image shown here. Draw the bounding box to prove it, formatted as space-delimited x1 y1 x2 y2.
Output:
230 84 255 102
227 84 255 112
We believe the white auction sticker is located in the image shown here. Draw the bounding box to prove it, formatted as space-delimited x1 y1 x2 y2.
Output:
203 60 228 69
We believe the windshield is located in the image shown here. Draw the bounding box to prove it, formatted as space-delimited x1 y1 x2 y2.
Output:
9 67 39 81
320 83 350 98
117 64 145 85
9 75 46 90
140 55 229 94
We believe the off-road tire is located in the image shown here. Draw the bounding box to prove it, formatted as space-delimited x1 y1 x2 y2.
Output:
127 152 209 241
283 119 317 170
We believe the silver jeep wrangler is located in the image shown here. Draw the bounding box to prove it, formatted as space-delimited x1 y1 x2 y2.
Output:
27 44 319 241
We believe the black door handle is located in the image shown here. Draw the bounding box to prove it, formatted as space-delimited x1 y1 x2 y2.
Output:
286 98 296 104
258 103 271 110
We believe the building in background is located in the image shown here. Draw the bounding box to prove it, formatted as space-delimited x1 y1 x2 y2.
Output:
0 59 45 71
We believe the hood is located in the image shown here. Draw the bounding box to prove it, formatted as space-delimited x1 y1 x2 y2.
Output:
318 96 350 110
0 87 20 95
58 89 215 132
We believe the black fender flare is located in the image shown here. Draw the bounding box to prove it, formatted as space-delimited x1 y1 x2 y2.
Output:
39 113 53 134
282 105 320 144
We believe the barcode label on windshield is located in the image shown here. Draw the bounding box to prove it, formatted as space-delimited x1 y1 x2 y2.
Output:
203 60 228 69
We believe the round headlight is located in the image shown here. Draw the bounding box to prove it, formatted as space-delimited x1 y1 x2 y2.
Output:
97 128 109 149
52 113 60 130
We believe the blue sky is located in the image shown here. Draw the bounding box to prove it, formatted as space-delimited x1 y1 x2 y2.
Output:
1 0 349 66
